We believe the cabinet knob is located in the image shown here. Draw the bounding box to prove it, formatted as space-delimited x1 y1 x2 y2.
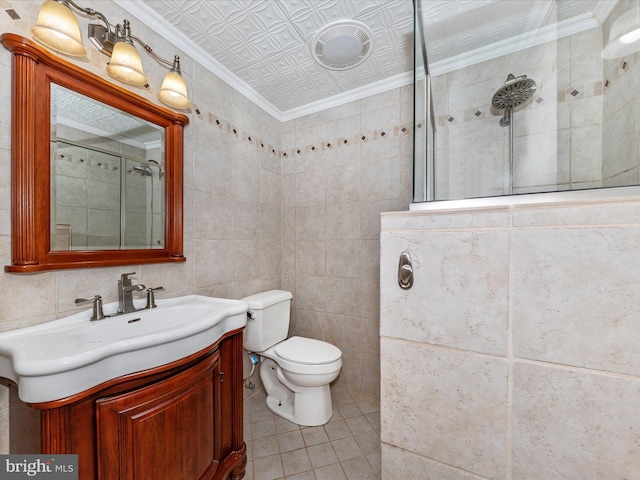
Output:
219 371 225 383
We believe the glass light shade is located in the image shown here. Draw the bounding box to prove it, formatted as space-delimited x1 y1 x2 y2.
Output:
106 40 147 86
31 0 86 56
603 8 640 59
158 71 190 109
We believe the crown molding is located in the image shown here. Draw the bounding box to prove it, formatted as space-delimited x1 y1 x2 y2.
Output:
114 0 282 120
280 71 413 122
592 0 619 24
430 12 599 76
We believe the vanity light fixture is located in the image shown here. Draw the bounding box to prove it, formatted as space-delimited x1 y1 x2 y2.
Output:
603 5 640 59
31 0 190 109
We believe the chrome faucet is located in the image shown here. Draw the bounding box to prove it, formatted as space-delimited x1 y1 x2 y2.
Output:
118 272 146 314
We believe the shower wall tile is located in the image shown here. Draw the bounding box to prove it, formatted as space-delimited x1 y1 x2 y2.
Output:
512 226 640 376
514 131 569 187
381 338 508 479
570 95 602 128
380 229 509 356
570 125 603 182
512 362 640 480
571 52 604 85
603 100 637 179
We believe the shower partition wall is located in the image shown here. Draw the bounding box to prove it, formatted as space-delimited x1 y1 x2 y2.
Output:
413 0 640 202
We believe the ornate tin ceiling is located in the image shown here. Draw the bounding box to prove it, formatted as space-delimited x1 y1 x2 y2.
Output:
117 0 618 119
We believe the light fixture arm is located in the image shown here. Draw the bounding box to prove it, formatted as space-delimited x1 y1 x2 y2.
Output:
129 34 180 71
65 0 112 34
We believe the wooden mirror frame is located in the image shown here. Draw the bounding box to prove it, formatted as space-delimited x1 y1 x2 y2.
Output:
1 34 189 273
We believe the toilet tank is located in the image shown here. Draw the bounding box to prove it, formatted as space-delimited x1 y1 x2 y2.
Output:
242 290 293 352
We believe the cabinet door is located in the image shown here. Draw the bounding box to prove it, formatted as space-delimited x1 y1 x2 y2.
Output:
96 350 222 480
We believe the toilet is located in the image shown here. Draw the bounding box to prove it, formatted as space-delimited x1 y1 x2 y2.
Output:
242 290 342 426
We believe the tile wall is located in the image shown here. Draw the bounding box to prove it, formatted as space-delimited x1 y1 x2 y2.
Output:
278 89 414 399
380 198 640 479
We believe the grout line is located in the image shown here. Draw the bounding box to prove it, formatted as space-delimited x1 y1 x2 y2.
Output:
506 214 514 480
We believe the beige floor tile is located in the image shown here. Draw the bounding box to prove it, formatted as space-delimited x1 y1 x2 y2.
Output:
302 426 330 446
324 419 352 441
307 442 339 469
341 456 379 480
281 448 313 476
314 463 347 480
332 437 364 462
345 415 373 435
253 434 280 459
253 454 283 480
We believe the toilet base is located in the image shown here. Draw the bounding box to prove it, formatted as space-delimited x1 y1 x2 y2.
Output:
260 358 334 426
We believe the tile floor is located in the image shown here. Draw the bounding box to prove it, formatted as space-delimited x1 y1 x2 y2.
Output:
244 388 381 480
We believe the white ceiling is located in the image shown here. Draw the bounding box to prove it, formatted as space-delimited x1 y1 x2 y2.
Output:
116 0 618 121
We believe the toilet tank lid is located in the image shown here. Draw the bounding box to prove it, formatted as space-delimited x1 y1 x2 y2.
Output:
275 336 342 365
242 290 292 309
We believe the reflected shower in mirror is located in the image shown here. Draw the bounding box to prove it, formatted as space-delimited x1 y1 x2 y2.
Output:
50 84 165 250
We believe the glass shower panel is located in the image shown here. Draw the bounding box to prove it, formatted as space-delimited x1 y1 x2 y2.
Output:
413 0 640 202
413 0 436 202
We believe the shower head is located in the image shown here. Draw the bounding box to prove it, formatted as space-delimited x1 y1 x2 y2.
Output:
147 159 164 179
132 165 152 177
492 74 537 111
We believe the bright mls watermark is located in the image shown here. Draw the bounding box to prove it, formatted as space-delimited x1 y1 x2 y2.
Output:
0 455 77 479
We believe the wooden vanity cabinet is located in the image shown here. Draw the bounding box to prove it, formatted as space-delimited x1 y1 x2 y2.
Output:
30 329 246 480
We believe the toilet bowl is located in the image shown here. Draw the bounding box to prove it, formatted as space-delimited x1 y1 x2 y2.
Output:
242 291 342 426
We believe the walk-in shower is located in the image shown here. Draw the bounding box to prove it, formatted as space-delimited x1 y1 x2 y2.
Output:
412 0 640 203
491 73 536 194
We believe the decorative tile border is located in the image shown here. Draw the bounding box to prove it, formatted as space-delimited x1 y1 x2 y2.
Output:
280 123 412 159
192 101 413 160
437 78 605 129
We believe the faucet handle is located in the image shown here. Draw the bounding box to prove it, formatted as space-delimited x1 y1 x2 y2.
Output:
75 295 105 321
145 286 164 309
120 272 136 286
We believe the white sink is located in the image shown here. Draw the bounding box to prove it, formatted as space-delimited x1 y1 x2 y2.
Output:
0 295 248 403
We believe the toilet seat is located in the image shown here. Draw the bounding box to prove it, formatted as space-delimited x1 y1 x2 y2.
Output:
262 336 342 375
275 336 341 365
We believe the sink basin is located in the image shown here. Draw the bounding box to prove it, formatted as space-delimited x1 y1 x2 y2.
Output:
0 295 248 403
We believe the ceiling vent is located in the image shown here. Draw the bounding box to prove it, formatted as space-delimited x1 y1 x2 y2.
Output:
312 20 374 71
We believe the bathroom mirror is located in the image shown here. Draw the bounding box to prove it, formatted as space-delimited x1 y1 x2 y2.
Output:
2 33 189 272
